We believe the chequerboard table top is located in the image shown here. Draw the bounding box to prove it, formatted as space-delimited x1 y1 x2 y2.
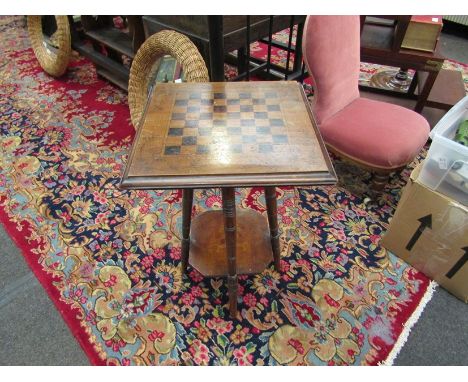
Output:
121 81 336 189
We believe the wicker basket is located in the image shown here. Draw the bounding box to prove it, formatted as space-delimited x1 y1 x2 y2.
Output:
128 30 209 128
27 16 71 77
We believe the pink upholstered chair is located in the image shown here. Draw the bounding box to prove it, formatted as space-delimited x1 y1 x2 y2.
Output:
302 15 430 190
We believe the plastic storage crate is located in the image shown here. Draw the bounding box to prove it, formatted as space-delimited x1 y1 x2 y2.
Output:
418 95 468 206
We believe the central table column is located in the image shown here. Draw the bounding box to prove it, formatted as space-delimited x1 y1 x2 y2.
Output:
265 186 281 272
222 187 238 318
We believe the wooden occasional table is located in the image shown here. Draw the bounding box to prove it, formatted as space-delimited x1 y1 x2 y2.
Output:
360 21 446 113
121 81 336 318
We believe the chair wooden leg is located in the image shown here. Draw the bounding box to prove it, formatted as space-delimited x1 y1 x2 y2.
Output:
371 172 390 191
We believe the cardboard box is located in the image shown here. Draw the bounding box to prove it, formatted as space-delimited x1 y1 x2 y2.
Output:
381 164 468 303
401 16 443 52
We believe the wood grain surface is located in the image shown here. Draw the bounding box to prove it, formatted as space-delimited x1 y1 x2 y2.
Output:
121 81 336 189
188 209 273 277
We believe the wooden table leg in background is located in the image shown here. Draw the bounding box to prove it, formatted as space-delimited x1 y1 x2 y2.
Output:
265 186 281 272
407 69 418 96
181 188 194 275
222 187 238 318
414 69 439 113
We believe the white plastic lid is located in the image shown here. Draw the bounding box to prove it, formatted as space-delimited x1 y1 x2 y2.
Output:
430 95 468 140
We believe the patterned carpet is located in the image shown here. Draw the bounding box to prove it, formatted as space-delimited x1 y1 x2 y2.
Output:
1 16 467 365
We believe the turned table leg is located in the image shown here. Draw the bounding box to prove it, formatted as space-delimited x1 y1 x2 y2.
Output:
415 69 439 113
181 188 194 275
265 186 281 272
222 187 238 318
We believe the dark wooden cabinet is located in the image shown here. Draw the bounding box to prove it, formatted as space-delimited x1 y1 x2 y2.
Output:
70 16 145 90
142 16 306 81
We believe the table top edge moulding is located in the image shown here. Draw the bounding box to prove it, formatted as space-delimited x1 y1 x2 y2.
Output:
120 171 338 189
121 81 336 190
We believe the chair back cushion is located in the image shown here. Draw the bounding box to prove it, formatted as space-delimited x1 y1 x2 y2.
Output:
302 16 361 124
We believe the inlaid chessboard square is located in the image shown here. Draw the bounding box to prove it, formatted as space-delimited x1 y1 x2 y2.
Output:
122 82 336 189
156 84 307 158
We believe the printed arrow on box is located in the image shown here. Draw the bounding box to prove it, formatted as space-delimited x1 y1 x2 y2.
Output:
446 247 468 279
405 214 432 251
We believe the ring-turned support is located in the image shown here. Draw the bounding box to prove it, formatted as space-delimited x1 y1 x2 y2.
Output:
265 186 281 272
181 188 194 274
371 172 390 191
222 187 238 318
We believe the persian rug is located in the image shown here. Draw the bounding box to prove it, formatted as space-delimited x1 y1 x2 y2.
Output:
1 16 467 366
